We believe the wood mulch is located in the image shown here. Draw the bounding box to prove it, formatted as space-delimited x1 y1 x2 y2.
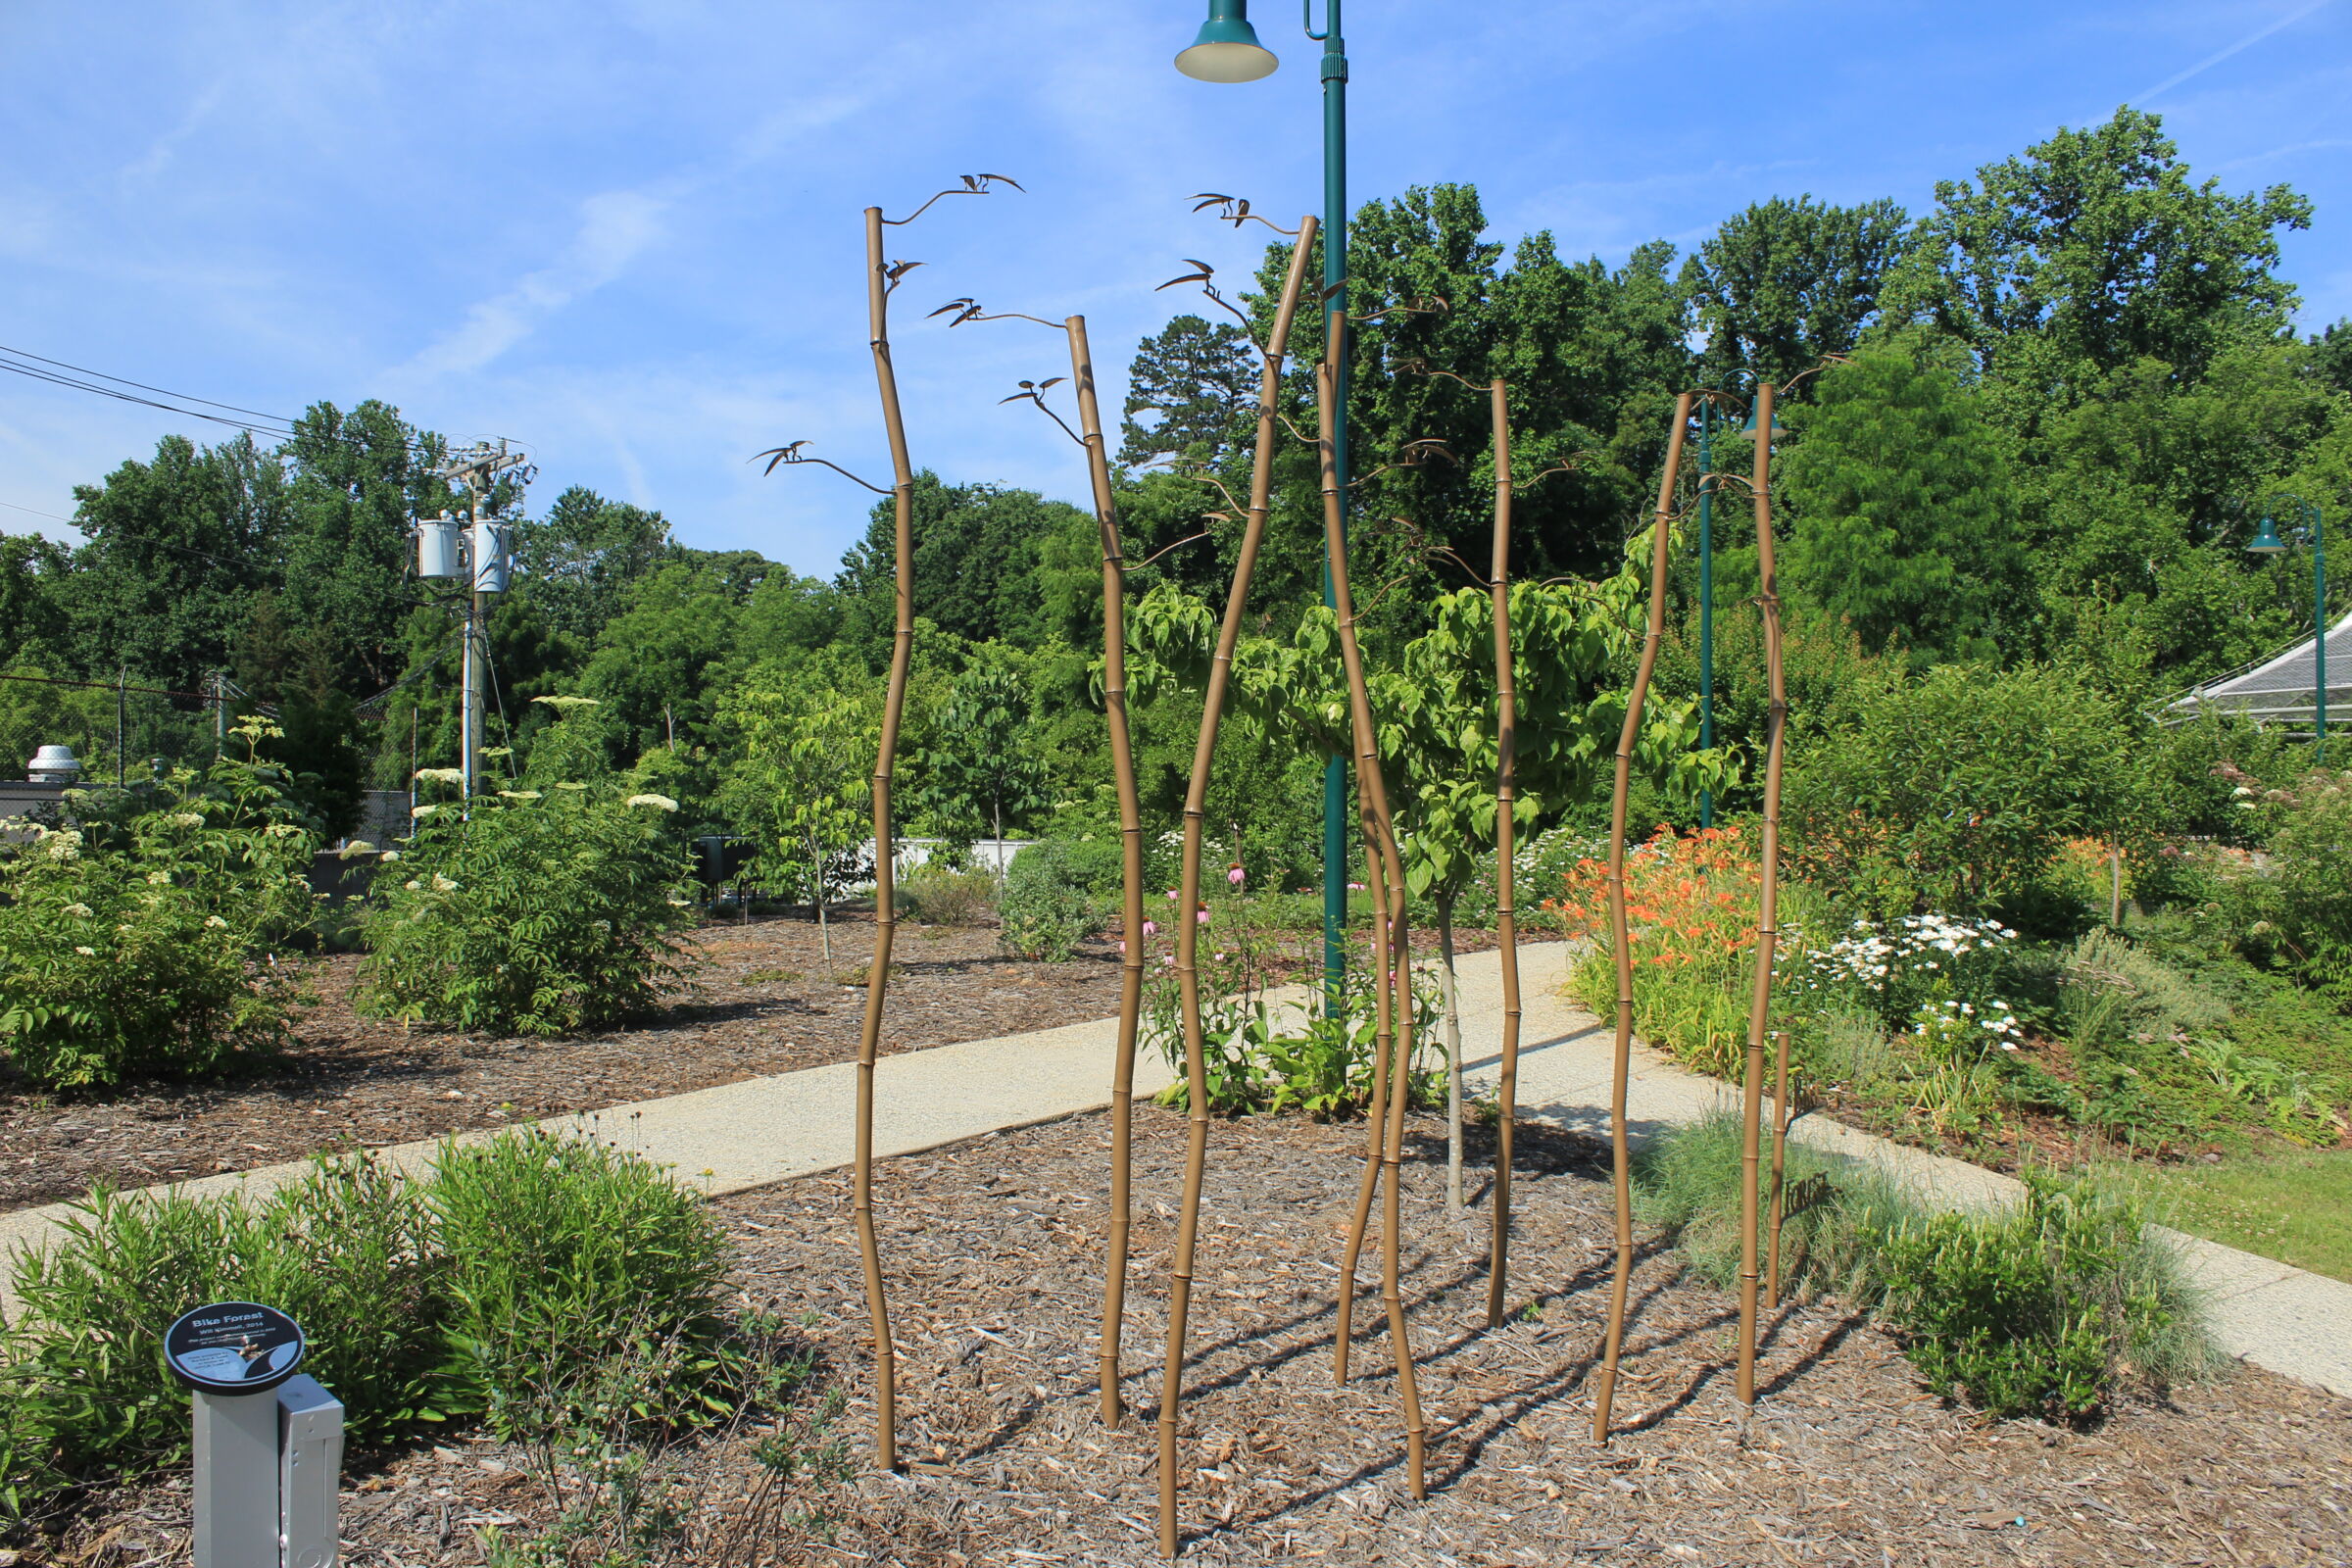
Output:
0 913 1540 1218
0 913 1124 1215
57 1105 2346 1566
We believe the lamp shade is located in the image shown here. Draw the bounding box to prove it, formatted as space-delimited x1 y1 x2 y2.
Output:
1740 408 1788 440
1175 0 1278 82
2246 514 2288 555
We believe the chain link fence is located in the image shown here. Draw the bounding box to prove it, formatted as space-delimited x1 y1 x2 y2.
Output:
0 672 227 788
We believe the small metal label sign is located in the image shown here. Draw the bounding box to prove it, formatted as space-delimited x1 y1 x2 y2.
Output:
165 1301 306 1395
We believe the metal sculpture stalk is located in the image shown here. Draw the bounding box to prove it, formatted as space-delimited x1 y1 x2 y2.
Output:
1738 383 1788 1406
1149 217 1318 1555
855 202 913 1473
1316 327 1427 1501
1592 393 1694 1445
1484 376 1524 1327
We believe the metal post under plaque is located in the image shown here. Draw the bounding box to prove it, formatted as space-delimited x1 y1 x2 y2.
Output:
167 1301 342 1568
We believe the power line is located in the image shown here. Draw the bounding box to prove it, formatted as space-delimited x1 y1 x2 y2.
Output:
0 342 298 426
0 342 530 462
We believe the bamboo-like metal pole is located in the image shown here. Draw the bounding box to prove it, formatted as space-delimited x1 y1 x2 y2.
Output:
1136 219 1318 1499
1318 341 1427 1499
1065 314 1147 1439
1737 383 1788 1409
1485 377 1523 1328
1333 780 1398 1388
856 204 914 1472
1767 1030 1790 1308
1592 393 1694 1446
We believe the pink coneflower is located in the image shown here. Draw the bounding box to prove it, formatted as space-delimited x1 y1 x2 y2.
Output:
1197 909 1210 924
1227 864 1246 887
1143 919 1158 936
1165 889 1180 902
1348 881 1366 892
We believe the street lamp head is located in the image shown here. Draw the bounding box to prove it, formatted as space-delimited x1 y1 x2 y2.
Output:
1175 0 1279 82
2246 513 2289 555
1740 407 1787 441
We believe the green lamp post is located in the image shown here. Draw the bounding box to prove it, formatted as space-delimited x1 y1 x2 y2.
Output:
1690 392 1786 828
2246 499 2329 763
1177 0 1353 1004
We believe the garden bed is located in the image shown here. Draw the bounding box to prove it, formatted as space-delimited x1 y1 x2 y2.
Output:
52 1106 2352 1565
0 913 1124 1214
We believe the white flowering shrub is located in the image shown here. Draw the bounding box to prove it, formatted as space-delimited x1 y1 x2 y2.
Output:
357 776 696 1036
0 731 318 1087
1782 912 2021 1032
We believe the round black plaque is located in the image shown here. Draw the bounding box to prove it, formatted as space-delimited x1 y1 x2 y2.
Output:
164 1301 306 1395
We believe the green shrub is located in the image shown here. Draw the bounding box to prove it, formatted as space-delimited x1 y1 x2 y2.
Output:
1634 1110 1907 1299
998 838 1114 960
431 1130 734 1441
1877 1175 2211 1422
896 866 998 927
2234 768 2352 1006
0 741 318 1088
1784 663 2142 917
5 1155 445 1477
0 1132 750 1520
1637 1119 2214 1424
358 780 695 1035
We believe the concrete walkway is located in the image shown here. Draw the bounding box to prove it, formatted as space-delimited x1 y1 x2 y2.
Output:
2 944 2346 1401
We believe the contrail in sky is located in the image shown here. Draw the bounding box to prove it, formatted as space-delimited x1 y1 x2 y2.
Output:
2131 0 2334 104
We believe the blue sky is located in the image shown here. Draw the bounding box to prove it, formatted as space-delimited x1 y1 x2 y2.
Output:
2 1 2346 579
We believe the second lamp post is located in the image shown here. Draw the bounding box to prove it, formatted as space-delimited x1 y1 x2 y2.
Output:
1177 0 1353 1003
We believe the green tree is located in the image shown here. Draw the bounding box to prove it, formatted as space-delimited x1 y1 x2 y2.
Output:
277 401 456 691
1778 339 2027 662
0 533 71 668
916 650 1050 848
715 664 879 966
1682 194 1912 387
1888 107 2311 382
509 486 675 647
1117 314 1257 468
64 432 281 691
834 474 1097 662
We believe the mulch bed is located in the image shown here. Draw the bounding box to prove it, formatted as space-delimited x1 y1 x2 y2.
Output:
0 913 1125 1214
57 1106 2349 1566
0 914 1537 1217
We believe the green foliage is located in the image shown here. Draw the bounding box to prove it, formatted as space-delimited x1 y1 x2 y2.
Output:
1637 1117 2214 1424
430 1130 735 1441
509 486 676 648
1778 339 2025 662
998 837 1117 961
1877 1175 2210 1422
1635 1109 1905 1299
895 866 998 927
357 763 694 1036
1889 107 2310 379
6 1156 445 1478
715 662 878 907
0 1133 757 1522
914 649 1050 844
2227 767 2352 1005
0 738 317 1087
1145 916 1444 1119
1681 194 1913 387
1784 663 2142 916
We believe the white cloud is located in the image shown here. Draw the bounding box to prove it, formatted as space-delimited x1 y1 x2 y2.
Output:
395 189 672 381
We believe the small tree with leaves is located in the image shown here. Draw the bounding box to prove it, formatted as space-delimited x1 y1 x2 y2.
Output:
916 652 1050 858
716 667 878 967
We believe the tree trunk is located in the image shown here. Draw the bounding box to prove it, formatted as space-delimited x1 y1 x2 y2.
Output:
1442 893 1464 1214
811 832 832 969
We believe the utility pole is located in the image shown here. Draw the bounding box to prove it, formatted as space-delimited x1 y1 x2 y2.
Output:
427 441 527 798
